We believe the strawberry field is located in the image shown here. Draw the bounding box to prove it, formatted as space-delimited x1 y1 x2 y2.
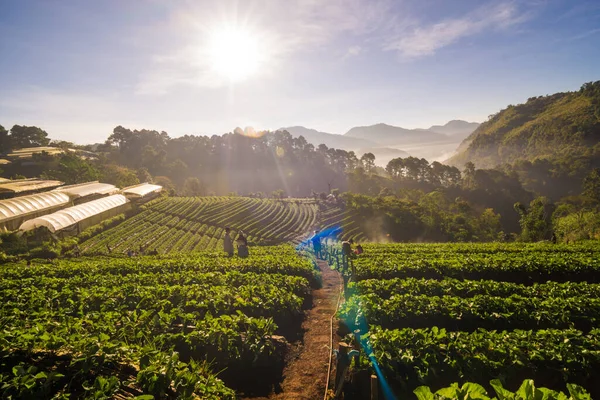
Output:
338 242 600 398
77 196 364 255
0 246 317 399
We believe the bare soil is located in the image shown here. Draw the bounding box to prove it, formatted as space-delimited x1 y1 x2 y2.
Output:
249 259 342 400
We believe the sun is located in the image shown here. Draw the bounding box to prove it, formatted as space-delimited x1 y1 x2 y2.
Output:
208 27 261 82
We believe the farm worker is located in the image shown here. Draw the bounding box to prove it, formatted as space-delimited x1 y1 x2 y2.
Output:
106 244 112 254
312 230 322 259
237 231 249 258
341 238 354 271
73 245 81 257
224 227 234 256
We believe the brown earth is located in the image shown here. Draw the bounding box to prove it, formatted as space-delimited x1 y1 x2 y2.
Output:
249 259 343 400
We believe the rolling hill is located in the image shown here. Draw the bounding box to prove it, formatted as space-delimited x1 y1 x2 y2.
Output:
344 123 448 146
428 120 480 140
278 126 377 149
447 81 600 169
280 120 479 165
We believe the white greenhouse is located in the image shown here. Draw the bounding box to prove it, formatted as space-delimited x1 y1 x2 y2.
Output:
19 194 130 235
122 183 162 202
54 181 118 203
0 192 72 231
0 179 64 198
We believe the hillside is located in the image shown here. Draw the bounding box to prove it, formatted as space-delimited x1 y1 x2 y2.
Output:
344 123 449 146
448 82 600 168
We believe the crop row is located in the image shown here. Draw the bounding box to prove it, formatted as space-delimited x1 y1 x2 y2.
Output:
350 277 600 299
359 241 600 254
363 326 600 397
340 292 600 332
353 251 600 283
413 379 591 400
80 197 320 254
8 246 317 282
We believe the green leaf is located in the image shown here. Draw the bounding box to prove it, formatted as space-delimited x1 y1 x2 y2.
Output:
566 384 592 400
516 379 536 400
436 386 459 398
461 382 490 399
414 386 435 400
490 379 516 400
135 395 155 400
34 372 48 379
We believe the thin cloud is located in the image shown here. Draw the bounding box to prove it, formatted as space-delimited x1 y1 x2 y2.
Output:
385 2 533 59
567 28 600 41
344 45 362 59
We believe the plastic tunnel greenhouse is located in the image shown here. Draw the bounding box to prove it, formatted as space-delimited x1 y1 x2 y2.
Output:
54 181 118 199
19 194 129 234
122 183 162 198
121 183 162 202
0 192 71 231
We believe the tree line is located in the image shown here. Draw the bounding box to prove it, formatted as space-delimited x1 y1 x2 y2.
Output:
0 123 599 243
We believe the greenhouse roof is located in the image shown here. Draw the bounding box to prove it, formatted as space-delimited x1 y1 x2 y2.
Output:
0 192 71 222
54 181 118 198
122 183 162 198
0 179 64 194
6 147 65 159
19 194 128 233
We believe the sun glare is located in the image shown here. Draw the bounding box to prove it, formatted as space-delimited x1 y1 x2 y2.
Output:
208 28 261 82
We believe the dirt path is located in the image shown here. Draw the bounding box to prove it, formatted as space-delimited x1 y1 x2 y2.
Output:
271 259 343 400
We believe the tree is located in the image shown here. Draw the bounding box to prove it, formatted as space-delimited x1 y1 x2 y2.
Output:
0 125 11 153
583 168 600 202
360 152 376 172
463 162 476 189
9 125 51 148
477 208 502 241
154 176 175 194
386 158 404 179
136 168 153 184
182 177 206 196
272 189 285 199
101 164 140 188
515 197 556 241
41 153 100 184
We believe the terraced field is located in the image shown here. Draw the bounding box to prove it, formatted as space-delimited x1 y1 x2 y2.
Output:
337 242 600 398
80 196 368 254
0 246 317 398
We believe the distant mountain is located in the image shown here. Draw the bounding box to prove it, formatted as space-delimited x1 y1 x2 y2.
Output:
278 126 377 150
447 81 600 168
344 123 448 146
428 120 480 140
357 147 410 167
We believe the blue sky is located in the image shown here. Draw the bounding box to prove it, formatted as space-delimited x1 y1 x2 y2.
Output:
0 0 599 143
